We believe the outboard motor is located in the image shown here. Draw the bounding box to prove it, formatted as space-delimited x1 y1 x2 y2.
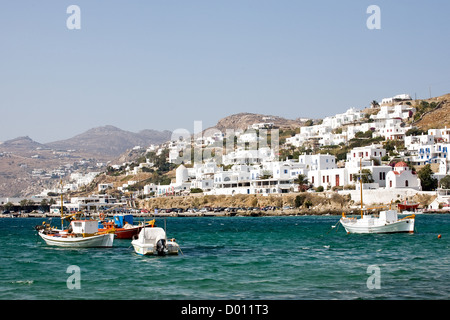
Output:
156 238 166 256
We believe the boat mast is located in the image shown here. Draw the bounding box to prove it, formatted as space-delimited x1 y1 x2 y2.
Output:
60 178 64 229
360 158 363 219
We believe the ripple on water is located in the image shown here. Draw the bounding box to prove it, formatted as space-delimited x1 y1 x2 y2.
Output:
1 216 450 299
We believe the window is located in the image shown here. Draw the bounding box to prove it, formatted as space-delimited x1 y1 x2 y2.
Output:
405 180 408 187
284 169 288 174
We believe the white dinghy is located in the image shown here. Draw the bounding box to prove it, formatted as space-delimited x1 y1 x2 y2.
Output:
131 227 180 256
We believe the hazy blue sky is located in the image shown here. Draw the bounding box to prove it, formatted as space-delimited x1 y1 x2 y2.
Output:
1 1 450 143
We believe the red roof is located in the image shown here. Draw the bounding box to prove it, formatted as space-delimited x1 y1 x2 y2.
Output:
394 161 408 167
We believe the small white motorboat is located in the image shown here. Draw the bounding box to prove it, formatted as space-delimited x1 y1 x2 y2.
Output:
131 227 180 256
37 219 115 248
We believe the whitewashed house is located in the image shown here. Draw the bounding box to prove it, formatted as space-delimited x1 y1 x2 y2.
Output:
222 147 276 165
381 94 412 105
98 183 113 192
143 183 157 195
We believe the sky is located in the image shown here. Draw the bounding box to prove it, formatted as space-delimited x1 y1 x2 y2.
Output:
1 0 450 143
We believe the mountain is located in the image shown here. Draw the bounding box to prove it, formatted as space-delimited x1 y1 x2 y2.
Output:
0 136 45 151
45 125 172 158
0 126 172 197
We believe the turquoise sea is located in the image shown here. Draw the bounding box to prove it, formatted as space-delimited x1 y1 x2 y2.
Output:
0 215 449 300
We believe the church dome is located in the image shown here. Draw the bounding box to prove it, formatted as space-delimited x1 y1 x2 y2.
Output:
394 161 408 168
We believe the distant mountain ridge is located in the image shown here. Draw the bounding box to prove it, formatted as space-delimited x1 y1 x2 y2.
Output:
45 125 172 157
0 136 45 150
0 126 172 158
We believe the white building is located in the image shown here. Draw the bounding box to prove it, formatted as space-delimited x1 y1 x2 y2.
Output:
143 183 157 195
381 94 412 105
98 183 113 192
372 105 415 121
70 172 100 188
346 144 386 166
222 147 276 165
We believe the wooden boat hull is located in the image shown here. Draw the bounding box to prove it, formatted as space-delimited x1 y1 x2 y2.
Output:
397 203 419 211
98 225 144 239
39 232 114 248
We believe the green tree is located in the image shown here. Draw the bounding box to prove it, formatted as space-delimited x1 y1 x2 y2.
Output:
3 202 14 212
294 174 309 192
405 127 425 136
353 169 374 184
439 175 450 189
294 195 305 208
40 199 49 212
19 199 32 212
418 164 438 191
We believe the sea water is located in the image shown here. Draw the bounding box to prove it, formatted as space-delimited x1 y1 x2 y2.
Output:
0 215 449 300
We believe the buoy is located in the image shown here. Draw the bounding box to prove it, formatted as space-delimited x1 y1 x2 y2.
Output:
438 234 442 239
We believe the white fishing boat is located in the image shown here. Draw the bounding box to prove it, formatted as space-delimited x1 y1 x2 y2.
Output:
131 227 180 256
35 181 115 248
37 219 115 248
339 159 415 234
340 210 415 234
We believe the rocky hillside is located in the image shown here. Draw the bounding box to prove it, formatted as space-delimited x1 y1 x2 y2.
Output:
140 192 352 215
413 93 450 130
206 112 304 134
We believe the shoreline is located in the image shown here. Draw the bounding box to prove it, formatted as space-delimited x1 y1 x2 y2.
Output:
2 209 448 219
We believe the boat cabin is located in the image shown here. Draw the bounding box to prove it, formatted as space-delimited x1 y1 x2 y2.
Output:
379 210 398 223
70 220 99 235
138 227 166 244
